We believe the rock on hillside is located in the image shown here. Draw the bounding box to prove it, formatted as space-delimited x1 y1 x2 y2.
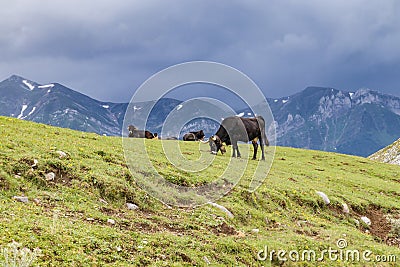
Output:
369 138 400 165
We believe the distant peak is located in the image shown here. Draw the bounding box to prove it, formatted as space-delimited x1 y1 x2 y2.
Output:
298 87 340 98
303 86 339 93
4 75 39 91
7 74 26 82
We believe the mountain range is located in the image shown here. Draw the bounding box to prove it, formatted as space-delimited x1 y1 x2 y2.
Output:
1 75 399 157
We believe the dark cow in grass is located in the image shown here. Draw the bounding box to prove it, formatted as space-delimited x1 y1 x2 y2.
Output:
202 116 269 160
182 130 205 141
127 125 155 139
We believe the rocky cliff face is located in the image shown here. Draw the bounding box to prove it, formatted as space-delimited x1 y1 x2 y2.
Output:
266 87 400 156
369 138 400 165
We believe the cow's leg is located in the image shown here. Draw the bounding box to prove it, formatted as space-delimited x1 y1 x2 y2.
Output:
236 145 241 158
252 140 258 160
260 137 265 160
259 136 265 160
261 129 268 160
234 141 242 158
232 140 240 158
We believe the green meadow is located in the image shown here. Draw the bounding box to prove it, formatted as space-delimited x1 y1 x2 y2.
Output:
0 116 399 266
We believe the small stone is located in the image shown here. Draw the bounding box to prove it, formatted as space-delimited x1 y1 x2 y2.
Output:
107 218 115 225
251 228 260 234
31 159 38 169
353 219 360 227
126 203 139 210
342 203 350 214
14 174 21 178
207 202 234 218
44 172 55 181
56 150 68 158
115 246 122 252
360 216 371 226
86 218 94 221
203 256 211 265
13 196 29 203
99 198 108 205
316 191 330 204
33 198 41 205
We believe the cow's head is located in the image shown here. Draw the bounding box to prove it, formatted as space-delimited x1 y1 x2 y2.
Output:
209 135 226 155
127 125 137 136
196 130 205 140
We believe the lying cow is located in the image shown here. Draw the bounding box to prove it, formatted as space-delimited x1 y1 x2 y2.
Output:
182 130 205 141
202 116 269 160
127 125 155 139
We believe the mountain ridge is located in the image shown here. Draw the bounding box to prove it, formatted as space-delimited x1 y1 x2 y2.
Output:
1 74 399 156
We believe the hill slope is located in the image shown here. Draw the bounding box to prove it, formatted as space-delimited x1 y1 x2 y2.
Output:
369 138 400 165
0 117 399 266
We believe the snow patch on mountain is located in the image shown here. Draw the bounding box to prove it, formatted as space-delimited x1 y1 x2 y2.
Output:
235 112 244 117
22 80 35 90
38 84 54 89
26 107 36 117
17 105 28 119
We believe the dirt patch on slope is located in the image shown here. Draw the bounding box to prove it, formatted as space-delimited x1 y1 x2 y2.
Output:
328 204 399 247
357 206 399 247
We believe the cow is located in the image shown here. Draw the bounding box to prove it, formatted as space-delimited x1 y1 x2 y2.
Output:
202 116 269 160
127 125 155 139
182 130 205 141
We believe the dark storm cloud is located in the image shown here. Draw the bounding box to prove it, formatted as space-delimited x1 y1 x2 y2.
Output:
0 0 399 102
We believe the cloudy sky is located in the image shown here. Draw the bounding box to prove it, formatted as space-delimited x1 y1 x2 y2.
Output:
1 0 399 102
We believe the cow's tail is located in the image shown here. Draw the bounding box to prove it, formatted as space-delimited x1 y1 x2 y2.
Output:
257 116 269 146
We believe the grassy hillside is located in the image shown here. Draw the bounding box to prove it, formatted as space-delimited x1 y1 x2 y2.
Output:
0 116 399 266
369 138 400 166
